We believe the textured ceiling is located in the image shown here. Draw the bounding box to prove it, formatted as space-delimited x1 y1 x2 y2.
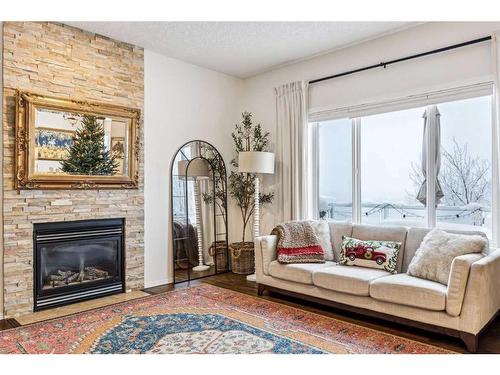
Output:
65 22 417 78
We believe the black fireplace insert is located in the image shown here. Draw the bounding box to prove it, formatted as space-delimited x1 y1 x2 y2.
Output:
33 218 125 311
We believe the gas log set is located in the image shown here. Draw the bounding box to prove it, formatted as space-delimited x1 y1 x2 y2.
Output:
46 266 110 288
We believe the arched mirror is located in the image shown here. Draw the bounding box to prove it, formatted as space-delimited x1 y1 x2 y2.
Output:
171 140 229 283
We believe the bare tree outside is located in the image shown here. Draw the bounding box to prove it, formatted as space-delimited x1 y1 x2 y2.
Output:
409 137 491 208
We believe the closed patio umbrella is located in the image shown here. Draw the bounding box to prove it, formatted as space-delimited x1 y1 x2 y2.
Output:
417 105 444 206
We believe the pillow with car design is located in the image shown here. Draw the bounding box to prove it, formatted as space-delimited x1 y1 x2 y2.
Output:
338 235 401 274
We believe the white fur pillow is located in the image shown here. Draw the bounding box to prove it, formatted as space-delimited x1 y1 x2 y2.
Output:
407 228 487 285
308 220 334 261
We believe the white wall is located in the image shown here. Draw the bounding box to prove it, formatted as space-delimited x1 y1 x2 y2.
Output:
144 50 243 287
241 21 500 233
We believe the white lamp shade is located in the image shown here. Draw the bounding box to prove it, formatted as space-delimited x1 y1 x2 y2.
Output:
238 151 275 174
177 158 211 179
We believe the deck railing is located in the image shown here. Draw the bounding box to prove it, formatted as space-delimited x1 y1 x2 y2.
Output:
320 202 489 228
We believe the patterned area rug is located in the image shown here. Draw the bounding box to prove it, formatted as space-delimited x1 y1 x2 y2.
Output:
0 284 453 354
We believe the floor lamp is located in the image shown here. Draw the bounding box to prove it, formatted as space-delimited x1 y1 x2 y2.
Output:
238 151 275 282
178 158 211 272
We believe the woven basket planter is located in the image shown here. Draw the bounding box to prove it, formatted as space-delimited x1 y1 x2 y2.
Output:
229 242 255 275
208 241 229 272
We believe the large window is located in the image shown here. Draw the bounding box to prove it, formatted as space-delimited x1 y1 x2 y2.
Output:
318 118 352 221
436 96 493 237
360 107 425 226
312 92 494 240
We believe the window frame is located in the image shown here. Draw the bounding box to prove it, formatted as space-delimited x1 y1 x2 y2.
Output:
310 84 497 246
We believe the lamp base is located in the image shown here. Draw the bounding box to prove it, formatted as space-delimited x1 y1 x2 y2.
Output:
193 265 210 272
246 273 256 282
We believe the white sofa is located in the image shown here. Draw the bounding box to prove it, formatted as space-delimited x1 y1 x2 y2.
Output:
254 223 500 352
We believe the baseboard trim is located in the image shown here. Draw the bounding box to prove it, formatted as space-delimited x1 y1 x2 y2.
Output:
144 278 172 288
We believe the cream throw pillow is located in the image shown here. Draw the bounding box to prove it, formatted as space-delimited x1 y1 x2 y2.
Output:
407 228 487 285
308 220 334 261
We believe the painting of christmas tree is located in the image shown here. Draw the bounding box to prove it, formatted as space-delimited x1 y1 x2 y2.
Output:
60 115 119 175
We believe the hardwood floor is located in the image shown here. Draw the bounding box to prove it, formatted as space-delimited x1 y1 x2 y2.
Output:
173 265 217 283
145 272 500 354
1 272 498 353
0 319 20 331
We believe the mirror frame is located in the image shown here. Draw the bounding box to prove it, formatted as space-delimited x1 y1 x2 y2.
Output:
170 140 229 283
15 90 141 189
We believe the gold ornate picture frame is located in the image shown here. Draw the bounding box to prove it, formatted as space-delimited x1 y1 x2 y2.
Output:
15 90 141 189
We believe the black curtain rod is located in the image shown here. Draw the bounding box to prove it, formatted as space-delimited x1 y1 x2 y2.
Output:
308 35 492 85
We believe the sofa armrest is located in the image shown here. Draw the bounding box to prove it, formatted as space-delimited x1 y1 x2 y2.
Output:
254 235 278 280
446 253 484 316
459 249 500 334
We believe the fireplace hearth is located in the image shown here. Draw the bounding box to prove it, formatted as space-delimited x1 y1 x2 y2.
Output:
33 218 125 311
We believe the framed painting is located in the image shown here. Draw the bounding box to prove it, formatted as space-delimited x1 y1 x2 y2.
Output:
35 127 75 161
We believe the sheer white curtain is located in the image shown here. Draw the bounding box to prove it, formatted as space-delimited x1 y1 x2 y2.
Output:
492 32 500 242
275 81 308 223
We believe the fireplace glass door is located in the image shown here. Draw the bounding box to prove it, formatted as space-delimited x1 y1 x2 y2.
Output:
33 218 125 311
39 238 121 292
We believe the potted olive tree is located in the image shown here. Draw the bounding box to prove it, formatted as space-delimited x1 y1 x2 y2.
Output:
229 112 273 274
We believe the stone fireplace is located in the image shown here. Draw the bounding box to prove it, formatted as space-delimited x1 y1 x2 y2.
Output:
33 219 125 310
2 22 145 317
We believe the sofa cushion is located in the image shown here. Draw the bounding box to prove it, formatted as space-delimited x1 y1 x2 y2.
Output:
369 274 447 311
351 224 407 272
407 228 487 285
268 260 335 284
328 222 353 261
309 220 334 261
313 264 391 296
403 227 431 273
